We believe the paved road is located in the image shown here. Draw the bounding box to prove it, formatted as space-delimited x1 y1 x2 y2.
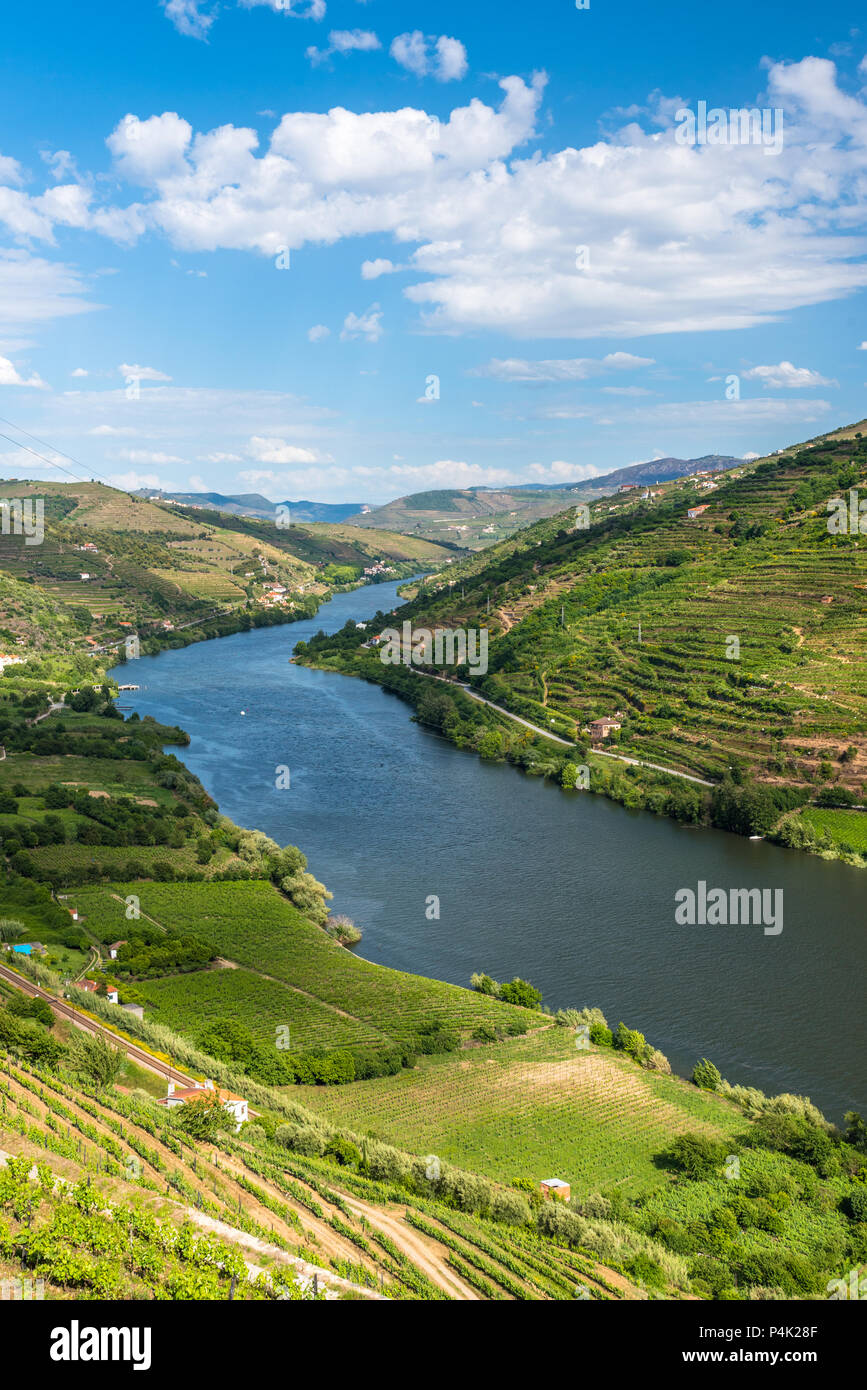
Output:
409 669 714 785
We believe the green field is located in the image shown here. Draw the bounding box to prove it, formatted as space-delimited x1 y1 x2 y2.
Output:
67 880 537 1051
802 806 867 851
134 964 394 1053
297 1028 745 1195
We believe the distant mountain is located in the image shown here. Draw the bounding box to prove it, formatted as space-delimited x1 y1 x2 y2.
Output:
507 455 744 494
344 456 745 549
135 489 365 524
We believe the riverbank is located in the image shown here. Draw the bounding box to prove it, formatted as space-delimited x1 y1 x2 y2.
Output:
293 631 867 872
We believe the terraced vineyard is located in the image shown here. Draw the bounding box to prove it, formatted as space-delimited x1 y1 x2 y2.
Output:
297 1029 744 1194
68 880 538 1051
301 423 867 850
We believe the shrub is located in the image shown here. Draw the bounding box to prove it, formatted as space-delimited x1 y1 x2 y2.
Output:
692 1057 722 1092
661 1134 730 1179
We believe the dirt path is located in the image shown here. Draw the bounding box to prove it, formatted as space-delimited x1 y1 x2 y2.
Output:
339 1193 479 1301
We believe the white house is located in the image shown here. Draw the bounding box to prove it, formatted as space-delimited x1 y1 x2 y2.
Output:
158 1079 249 1131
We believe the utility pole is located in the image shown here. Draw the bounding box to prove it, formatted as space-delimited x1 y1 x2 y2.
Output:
638 618 642 645
560 604 565 628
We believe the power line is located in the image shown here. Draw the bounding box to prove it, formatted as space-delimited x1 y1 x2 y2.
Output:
0 413 119 491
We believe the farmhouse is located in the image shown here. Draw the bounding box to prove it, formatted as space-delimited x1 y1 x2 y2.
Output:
107 940 127 959
687 505 710 519
588 717 621 740
158 1079 249 1131
540 1178 571 1203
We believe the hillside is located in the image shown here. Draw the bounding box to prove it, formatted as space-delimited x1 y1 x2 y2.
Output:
345 458 743 550
0 479 454 665
296 421 867 862
137 489 364 524
1 601 865 1302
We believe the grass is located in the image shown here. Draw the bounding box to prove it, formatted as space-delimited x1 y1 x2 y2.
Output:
296 1028 745 1196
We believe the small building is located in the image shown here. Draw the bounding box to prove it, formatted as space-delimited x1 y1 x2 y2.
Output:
107 941 127 960
540 1178 571 1203
158 1079 249 1131
106 988 119 1006
687 505 709 519
588 717 621 740
68 908 79 922
121 1002 145 1020
76 979 100 993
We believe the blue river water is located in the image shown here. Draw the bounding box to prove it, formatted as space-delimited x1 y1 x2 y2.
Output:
119 579 866 1121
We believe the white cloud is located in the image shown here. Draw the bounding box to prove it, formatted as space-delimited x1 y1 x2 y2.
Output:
307 29 380 65
198 451 243 463
187 473 209 490
340 305 383 341
8 54 867 344
390 31 428 77
528 460 600 481
435 36 468 83
0 354 48 388
163 0 324 41
107 470 178 491
0 251 98 337
471 353 654 382
361 258 400 279
112 449 187 464
858 341 867 350
88 424 136 436
390 32 467 82
742 361 836 388
247 436 332 464
161 0 215 40
307 324 330 342
70 367 89 377
118 363 172 382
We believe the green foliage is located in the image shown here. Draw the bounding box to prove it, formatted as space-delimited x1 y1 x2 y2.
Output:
692 1057 722 1092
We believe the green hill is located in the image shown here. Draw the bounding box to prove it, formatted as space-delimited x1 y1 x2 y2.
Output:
297 420 867 861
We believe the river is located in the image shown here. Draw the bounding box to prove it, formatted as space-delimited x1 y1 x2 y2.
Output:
119 579 866 1122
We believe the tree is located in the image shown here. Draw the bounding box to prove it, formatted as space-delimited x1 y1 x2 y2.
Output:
692 1057 722 1092
497 977 543 1009
172 1093 236 1140
71 1030 124 1089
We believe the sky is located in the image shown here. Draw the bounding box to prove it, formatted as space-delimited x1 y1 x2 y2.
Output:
0 0 866 505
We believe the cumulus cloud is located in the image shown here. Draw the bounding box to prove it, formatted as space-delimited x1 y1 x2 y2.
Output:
742 361 836 388
0 354 48 388
88 424 136 436
70 367 89 377
390 32 468 82
161 0 215 41
247 436 332 464
361 258 400 279
340 305 383 341
307 29 380 65
307 324 330 341
107 470 178 491
5 54 867 344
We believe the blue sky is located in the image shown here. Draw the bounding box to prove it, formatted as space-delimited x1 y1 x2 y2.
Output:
0 0 865 504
